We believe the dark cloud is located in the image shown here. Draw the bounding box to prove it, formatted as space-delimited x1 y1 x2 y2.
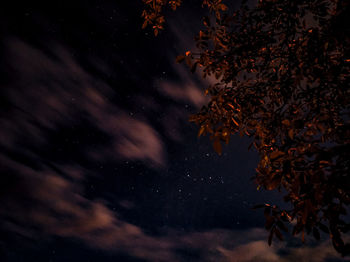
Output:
1 166 346 262
0 38 165 167
0 154 174 261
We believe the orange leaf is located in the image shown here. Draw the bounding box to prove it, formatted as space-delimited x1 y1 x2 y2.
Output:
213 139 222 155
288 129 294 139
198 125 205 137
282 119 290 126
176 55 185 63
270 151 285 160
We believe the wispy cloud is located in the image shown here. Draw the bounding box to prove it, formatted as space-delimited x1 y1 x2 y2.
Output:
157 65 207 109
0 38 165 167
0 154 175 261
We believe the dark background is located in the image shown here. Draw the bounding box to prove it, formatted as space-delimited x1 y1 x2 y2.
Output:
0 1 346 261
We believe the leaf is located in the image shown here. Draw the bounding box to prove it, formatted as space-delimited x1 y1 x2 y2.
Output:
191 62 198 73
231 117 239 127
282 119 290 126
198 125 206 137
265 216 275 230
203 16 211 27
176 55 186 63
199 30 205 39
266 175 281 190
213 139 222 155
301 230 305 243
185 56 192 67
268 228 274 246
219 4 228 11
270 150 285 160
275 228 284 241
248 142 254 150
288 129 294 139
142 21 148 29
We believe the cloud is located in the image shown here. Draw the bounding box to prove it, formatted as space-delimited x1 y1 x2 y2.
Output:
0 38 165 167
0 154 176 261
0 152 347 262
160 80 206 108
217 240 280 262
157 64 208 109
178 230 349 262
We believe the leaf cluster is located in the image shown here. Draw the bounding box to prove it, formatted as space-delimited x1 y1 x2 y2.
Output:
142 0 350 255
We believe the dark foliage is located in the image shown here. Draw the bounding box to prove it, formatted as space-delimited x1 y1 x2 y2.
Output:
143 0 350 255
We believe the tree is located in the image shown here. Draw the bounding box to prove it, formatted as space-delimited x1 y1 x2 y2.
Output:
142 0 350 255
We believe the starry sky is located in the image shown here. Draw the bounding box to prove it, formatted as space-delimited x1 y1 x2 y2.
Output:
0 0 348 261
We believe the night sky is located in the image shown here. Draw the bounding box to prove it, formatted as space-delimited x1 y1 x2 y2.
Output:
0 1 348 261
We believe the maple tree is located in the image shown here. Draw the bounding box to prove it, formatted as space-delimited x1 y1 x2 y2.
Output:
142 0 350 255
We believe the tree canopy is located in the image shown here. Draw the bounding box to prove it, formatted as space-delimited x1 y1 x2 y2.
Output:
142 0 350 255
